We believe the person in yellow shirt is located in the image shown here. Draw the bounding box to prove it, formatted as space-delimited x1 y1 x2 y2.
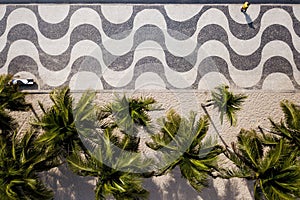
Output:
241 2 250 13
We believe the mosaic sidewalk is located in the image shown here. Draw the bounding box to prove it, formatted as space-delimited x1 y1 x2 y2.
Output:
0 4 300 90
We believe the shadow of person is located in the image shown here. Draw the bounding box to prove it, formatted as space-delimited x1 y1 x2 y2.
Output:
243 12 255 29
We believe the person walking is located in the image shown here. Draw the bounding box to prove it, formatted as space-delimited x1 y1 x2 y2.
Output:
241 2 250 13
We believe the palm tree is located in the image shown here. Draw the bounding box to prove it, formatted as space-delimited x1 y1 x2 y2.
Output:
33 87 96 158
0 105 17 135
204 85 247 126
146 109 223 192
0 74 58 199
0 74 32 134
67 128 150 200
34 89 153 199
0 129 60 200
201 85 247 150
66 94 167 199
0 74 31 112
99 95 158 135
221 129 300 200
97 95 159 152
268 100 300 153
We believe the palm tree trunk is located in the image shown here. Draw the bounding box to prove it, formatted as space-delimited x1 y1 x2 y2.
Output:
29 104 40 122
201 104 231 152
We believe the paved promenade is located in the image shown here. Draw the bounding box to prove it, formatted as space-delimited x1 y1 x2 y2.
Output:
0 4 299 91
2 1 300 3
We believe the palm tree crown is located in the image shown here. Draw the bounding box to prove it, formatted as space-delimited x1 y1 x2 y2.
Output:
147 110 223 192
222 129 300 200
33 87 96 157
208 85 247 126
0 75 60 199
0 130 60 200
269 100 300 152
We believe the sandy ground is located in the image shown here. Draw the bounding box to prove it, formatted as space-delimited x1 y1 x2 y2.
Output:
9 90 300 199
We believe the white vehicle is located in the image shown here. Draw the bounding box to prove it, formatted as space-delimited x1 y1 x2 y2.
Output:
10 78 35 86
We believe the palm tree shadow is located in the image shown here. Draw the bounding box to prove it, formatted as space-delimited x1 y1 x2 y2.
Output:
246 179 255 199
40 164 96 200
243 12 255 29
143 167 201 200
200 178 242 200
144 167 250 200
220 179 241 200
198 178 220 200
162 167 203 200
143 177 164 200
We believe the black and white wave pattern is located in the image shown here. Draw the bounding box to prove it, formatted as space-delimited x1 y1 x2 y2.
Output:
0 4 300 90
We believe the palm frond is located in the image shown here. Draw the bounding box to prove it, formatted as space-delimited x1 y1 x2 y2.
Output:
259 143 300 200
196 138 224 165
103 95 158 135
67 135 149 200
257 126 280 146
118 134 140 152
219 166 252 179
34 87 97 157
236 129 264 171
0 129 58 200
148 110 221 192
146 109 181 150
259 139 283 174
180 159 210 192
98 172 149 200
0 108 17 134
67 145 101 177
0 74 31 111
268 100 300 153
188 115 210 154
0 74 31 134
225 129 300 200
209 85 247 126
73 90 96 122
280 100 300 130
